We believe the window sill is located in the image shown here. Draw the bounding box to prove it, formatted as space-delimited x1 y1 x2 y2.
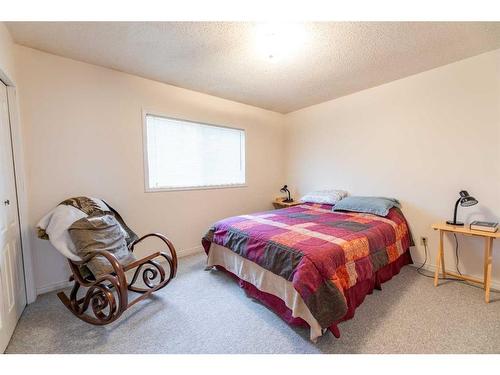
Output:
145 184 248 193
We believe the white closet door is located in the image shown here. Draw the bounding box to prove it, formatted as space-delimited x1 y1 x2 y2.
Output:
0 81 26 353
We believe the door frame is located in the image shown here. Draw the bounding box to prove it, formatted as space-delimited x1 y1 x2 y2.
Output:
1 69 36 304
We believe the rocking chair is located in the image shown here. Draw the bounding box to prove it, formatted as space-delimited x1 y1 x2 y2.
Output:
58 233 177 325
37 196 178 325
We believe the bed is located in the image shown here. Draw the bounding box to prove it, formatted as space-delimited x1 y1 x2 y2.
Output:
202 202 413 341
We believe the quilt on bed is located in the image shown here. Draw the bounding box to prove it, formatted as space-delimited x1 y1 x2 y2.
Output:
202 203 413 329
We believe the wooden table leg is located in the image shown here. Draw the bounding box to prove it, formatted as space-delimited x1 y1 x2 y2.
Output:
440 230 446 278
484 237 489 290
434 230 444 286
485 237 493 303
434 248 441 286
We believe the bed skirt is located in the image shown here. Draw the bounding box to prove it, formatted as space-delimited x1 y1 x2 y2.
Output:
208 243 412 341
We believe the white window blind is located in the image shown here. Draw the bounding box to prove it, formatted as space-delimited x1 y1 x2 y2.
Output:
145 114 246 190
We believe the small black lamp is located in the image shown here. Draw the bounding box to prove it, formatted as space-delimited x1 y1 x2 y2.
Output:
280 185 293 203
446 190 478 226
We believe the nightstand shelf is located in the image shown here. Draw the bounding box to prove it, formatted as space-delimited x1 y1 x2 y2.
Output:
431 222 499 303
272 198 302 209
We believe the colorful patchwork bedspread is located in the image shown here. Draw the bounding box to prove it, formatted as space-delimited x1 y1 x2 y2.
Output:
202 203 413 328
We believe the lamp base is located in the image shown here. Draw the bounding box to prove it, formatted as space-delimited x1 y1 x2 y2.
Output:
283 198 294 203
446 220 464 226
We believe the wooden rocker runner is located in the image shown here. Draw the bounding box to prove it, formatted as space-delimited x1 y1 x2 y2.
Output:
36 197 178 325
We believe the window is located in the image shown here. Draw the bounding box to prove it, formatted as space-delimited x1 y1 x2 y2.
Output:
144 114 246 191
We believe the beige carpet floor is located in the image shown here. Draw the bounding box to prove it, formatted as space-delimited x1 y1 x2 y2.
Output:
6 253 500 354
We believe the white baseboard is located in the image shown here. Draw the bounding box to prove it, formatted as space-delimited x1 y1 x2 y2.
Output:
36 280 72 295
409 261 500 291
35 245 205 296
176 245 204 258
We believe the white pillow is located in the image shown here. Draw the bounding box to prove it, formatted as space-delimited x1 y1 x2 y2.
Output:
300 190 348 205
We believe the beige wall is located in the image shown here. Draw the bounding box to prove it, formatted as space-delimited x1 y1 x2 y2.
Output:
285 49 500 285
0 23 16 84
14 46 286 293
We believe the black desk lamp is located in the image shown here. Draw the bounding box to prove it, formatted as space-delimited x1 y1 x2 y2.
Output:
446 190 478 226
280 185 293 203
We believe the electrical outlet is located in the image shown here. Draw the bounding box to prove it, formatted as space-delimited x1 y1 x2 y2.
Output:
420 236 428 246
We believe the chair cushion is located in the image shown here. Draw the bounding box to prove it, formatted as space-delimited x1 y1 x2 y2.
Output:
36 197 139 262
68 212 136 277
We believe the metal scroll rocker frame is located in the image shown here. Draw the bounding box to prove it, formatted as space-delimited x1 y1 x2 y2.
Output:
57 233 178 325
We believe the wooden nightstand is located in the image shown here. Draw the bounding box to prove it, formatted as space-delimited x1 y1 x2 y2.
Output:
431 222 500 303
272 198 302 209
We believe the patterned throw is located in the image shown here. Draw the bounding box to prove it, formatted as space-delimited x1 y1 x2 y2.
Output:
37 196 139 262
60 197 139 247
202 203 413 328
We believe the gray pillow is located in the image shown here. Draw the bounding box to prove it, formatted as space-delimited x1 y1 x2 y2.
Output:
332 196 400 217
68 212 136 277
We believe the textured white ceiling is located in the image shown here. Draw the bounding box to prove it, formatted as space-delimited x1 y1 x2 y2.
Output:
6 22 500 113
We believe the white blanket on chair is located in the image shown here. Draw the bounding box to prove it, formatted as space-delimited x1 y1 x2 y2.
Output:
36 197 109 261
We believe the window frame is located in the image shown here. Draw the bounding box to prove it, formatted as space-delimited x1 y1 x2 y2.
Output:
142 110 247 192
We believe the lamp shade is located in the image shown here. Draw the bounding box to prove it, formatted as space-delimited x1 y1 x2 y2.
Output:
447 190 478 226
459 192 478 207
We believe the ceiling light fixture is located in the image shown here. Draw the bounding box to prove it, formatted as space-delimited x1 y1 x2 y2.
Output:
255 23 306 62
